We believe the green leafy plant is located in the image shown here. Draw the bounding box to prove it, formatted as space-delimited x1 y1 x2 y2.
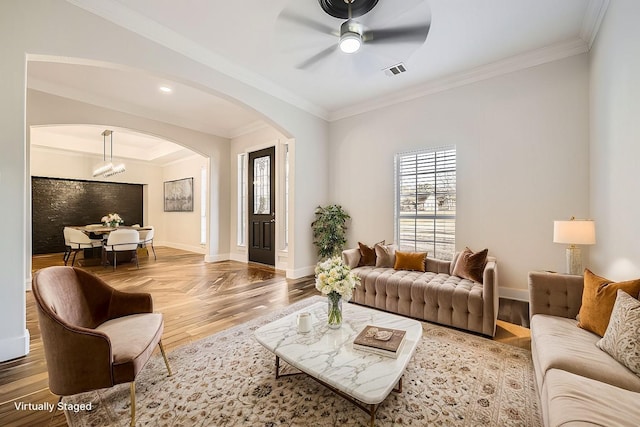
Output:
311 204 351 260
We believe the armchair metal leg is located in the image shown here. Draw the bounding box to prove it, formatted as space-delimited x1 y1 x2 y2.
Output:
133 249 139 269
50 396 62 424
159 341 173 376
150 242 156 260
130 381 136 427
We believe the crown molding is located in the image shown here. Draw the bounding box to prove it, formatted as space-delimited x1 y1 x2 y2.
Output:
65 0 329 121
580 0 610 48
329 38 589 121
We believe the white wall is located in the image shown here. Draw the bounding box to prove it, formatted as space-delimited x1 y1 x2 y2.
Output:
589 0 640 280
0 0 328 361
329 54 590 296
229 126 291 269
162 156 209 254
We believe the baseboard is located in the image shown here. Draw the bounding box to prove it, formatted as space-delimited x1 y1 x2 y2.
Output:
287 265 315 279
499 287 529 302
157 241 207 254
0 330 30 362
204 253 230 263
229 252 247 263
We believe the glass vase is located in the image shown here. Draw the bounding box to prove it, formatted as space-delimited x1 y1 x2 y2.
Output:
327 291 343 329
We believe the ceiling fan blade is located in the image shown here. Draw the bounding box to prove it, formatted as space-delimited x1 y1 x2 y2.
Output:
296 45 337 70
363 24 430 45
279 10 337 36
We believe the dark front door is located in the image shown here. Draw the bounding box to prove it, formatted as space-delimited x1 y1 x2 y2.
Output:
248 147 276 265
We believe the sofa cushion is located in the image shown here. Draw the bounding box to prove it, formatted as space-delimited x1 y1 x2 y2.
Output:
393 251 427 272
597 290 640 377
530 314 640 392
543 368 640 427
578 269 640 337
96 312 164 383
374 243 397 268
452 247 488 283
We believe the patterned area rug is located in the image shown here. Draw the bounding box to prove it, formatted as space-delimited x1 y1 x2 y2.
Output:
65 297 541 426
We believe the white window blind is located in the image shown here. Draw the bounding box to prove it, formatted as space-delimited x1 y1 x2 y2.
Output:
395 146 456 260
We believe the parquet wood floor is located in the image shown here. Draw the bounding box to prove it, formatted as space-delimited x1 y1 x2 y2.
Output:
0 247 530 427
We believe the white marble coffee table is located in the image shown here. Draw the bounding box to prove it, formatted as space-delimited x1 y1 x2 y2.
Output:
254 300 422 426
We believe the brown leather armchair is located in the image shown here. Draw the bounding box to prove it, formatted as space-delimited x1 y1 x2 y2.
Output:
32 266 172 426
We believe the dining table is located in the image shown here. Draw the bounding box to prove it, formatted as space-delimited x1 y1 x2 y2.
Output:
71 225 152 266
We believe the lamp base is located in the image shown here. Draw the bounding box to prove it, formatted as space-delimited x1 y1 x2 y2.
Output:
565 246 583 275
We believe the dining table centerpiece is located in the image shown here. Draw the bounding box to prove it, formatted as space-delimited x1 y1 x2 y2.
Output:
315 256 360 329
101 213 124 228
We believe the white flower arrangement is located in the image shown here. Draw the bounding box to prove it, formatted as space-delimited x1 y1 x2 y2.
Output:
314 256 360 301
101 213 124 227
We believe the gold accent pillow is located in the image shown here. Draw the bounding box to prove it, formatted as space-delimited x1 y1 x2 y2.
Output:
452 247 488 283
393 251 427 272
578 269 640 337
596 290 640 377
357 240 384 267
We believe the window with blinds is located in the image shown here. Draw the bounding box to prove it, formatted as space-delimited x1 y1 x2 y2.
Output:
395 146 456 260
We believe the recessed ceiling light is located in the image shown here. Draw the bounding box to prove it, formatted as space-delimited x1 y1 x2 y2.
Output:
159 86 172 93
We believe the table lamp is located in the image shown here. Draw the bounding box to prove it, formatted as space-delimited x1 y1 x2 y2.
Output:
553 217 596 275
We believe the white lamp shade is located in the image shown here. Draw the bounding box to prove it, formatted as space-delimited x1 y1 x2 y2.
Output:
553 220 596 245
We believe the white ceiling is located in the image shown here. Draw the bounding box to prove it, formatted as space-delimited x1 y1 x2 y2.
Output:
30 125 194 165
28 0 607 160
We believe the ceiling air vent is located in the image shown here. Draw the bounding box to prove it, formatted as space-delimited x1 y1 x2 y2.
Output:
383 63 407 77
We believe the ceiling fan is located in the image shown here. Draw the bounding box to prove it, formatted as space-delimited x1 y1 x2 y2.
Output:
278 0 431 70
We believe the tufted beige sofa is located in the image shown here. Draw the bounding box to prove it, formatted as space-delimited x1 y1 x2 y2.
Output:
342 249 498 337
528 272 640 426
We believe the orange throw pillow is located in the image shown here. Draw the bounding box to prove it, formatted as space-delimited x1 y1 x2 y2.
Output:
578 269 640 337
393 251 427 272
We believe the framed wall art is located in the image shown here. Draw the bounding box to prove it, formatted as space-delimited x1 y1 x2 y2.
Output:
164 177 194 212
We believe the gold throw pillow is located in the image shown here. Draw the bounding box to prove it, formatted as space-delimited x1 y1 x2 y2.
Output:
393 251 427 272
578 269 640 337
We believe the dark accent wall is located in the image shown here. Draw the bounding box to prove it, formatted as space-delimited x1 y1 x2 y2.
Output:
32 177 144 254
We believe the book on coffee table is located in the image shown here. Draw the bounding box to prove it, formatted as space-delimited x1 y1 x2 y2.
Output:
353 325 406 358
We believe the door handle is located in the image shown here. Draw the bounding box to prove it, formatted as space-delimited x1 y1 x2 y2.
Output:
270 219 276 223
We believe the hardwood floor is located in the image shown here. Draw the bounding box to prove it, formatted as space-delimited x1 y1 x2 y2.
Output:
0 247 530 427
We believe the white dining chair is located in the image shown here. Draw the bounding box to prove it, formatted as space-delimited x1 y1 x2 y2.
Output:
138 226 156 260
63 227 103 266
102 229 140 270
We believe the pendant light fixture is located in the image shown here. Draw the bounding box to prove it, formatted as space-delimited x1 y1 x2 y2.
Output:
92 130 126 177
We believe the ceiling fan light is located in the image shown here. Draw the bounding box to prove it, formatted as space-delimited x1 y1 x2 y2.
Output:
340 32 362 53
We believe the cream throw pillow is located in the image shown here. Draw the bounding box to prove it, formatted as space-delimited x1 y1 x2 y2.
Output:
374 243 397 268
596 290 640 377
